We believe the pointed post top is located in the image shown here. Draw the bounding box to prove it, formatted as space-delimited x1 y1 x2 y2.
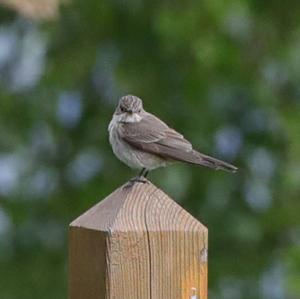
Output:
70 179 207 234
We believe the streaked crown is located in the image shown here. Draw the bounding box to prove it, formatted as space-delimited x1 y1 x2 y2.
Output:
116 95 143 114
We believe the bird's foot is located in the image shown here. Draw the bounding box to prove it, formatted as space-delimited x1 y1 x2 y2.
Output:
123 176 148 189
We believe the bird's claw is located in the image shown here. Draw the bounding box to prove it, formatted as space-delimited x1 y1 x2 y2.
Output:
123 176 148 189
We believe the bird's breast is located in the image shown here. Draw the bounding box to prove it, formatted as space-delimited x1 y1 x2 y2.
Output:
108 116 167 170
108 118 143 169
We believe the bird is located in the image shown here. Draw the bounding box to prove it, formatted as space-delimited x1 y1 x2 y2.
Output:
108 95 237 185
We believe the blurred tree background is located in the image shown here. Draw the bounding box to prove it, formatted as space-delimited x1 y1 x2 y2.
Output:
0 0 300 298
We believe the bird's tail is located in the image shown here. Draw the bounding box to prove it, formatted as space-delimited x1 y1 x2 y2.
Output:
188 150 238 173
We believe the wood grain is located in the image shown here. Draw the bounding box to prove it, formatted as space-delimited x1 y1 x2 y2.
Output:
69 179 208 299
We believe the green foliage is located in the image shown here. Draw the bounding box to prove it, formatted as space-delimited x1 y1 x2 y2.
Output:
0 1 300 298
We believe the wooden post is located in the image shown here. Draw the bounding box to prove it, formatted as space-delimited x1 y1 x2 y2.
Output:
69 180 208 299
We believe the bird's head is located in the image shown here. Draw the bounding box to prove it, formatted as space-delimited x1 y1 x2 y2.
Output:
115 95 144 115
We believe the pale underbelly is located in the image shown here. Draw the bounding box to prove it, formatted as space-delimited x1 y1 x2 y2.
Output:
109 127 166 170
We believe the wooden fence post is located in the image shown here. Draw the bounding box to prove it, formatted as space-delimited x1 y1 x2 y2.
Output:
69 180 208 299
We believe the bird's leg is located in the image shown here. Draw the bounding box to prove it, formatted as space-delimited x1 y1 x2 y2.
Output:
133 168 148 183
123 168 148 189
139 168 149 178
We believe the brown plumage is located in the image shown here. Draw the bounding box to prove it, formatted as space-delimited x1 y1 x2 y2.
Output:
108 94 238 180
119 112 237 173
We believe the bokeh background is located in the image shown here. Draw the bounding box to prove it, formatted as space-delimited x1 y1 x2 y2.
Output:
0 1 300 298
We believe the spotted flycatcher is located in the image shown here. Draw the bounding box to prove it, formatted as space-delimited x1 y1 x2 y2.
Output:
109 95 237 183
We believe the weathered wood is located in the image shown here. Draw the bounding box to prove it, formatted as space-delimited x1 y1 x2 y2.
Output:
69 180 208 299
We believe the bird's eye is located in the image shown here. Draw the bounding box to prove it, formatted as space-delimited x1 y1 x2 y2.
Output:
120 106 125 112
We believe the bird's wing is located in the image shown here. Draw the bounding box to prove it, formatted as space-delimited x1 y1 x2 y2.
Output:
119 112 193 158
119 112 238 172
